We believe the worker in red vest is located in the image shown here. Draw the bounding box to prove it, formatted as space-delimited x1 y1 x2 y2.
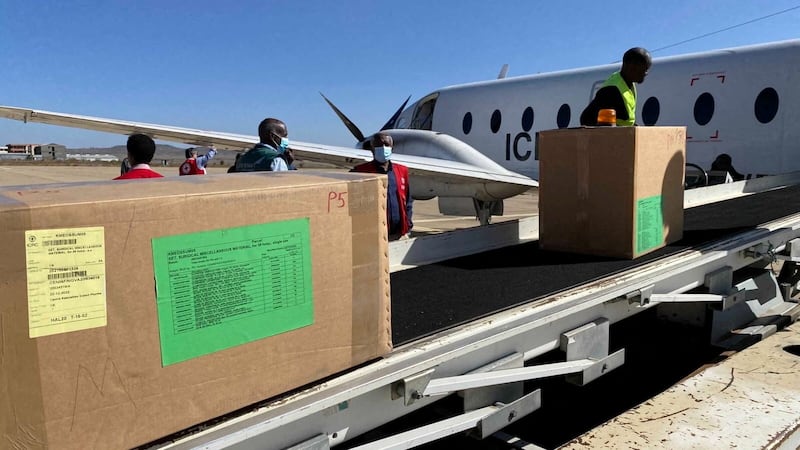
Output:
351 132 413 240
113 134 164 180
179 146 217 175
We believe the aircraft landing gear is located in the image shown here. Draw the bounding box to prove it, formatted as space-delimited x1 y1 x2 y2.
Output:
473 199 503 226
685 163 709 189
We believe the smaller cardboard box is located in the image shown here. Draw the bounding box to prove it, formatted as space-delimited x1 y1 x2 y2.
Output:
538 126 686 259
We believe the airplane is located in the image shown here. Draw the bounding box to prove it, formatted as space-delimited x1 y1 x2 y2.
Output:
1 39 798 225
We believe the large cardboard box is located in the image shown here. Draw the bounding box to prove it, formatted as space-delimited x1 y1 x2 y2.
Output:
0 172 391 449
538 126 686 259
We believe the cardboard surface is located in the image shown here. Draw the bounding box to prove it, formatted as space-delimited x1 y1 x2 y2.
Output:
538 126 686 259
0 171 391 449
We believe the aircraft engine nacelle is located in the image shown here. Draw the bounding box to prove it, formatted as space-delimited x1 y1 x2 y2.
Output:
381 129 531 202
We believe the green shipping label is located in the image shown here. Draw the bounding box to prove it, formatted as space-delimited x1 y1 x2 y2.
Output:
152 218 313 365
636 195 664 255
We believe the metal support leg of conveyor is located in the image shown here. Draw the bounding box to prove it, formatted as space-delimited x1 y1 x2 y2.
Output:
632 264 800 350
392 368 435 406
349 393 540 450
626 267 746 311
659 263 800 349
416 319 624 397
461 352 525 411
775 238 800 262
776 238 800 299
711 267 800 349
378 320 623 448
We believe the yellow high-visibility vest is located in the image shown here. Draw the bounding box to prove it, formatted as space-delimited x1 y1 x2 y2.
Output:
602 71 636 126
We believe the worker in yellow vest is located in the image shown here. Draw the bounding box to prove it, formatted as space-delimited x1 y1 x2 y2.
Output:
580 47 652 126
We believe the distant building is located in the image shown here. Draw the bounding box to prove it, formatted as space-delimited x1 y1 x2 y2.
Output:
0 143 68 160
1 143 43 160
65 153 119 162
5 143 39 154
36 144 67 160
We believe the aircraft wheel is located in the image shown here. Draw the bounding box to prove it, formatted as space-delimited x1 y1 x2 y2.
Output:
684 163 708 189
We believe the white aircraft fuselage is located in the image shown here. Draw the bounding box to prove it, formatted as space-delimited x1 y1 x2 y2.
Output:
2 39 798 224
391 39 800 181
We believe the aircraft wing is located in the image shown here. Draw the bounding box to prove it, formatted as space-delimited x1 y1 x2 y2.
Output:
0 105 537 188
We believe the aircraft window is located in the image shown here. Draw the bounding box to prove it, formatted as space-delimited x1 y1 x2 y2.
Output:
491 109 502 133
642 97 660 126
557 104 571 128
693 92 714 126
411 98 436 130
522 107 534 131
462 112 473 135
754 87 779 124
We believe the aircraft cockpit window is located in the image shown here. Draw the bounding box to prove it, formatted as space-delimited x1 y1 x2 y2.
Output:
490 109 502 133
557 104 571 128
642 97 660 126
522 107 534 131
754 87 779 124
693 92 715 126
411 97 436 130
462 112 473 135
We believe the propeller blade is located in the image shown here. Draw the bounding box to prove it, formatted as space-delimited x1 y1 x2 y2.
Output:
380 95 412 131
320 92 365 142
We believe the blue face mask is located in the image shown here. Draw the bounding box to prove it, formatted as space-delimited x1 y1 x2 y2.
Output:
374 146 392 163
278 137 290 153
270 132 290 153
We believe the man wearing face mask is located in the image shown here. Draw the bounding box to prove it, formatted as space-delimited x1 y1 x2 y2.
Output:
230 118 295 172
351 132 413 240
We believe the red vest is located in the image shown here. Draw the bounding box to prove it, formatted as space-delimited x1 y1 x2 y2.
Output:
353 161 411 236
179 158 205 175
114 168 164 180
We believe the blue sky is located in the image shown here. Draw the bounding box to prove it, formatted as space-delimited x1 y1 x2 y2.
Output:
1 1 798 148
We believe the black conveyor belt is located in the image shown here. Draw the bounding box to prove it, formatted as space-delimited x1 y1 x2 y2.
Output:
390 184 800 345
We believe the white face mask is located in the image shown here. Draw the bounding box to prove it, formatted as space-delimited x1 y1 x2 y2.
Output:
374 146 392 163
